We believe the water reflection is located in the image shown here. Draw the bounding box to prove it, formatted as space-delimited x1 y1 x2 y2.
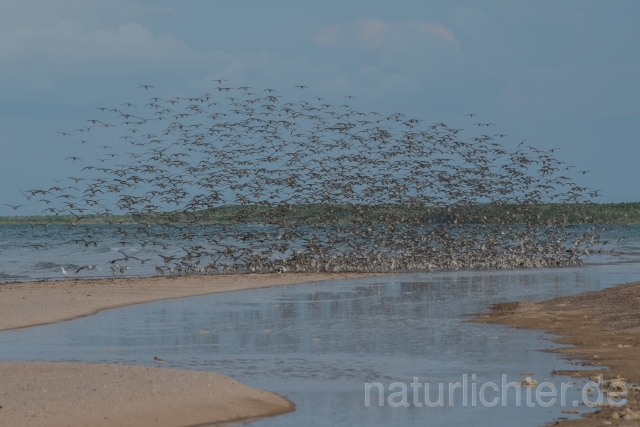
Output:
2 264 640 426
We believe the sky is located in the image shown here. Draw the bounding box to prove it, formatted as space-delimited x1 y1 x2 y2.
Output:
1 0 639 215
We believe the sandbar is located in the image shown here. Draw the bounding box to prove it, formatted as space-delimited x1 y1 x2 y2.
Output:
475 281 640 425
0 272 384 332
0 272 382 426
0 362 294 427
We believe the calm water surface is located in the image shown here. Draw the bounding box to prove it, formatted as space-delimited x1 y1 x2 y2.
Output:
2 263 640 426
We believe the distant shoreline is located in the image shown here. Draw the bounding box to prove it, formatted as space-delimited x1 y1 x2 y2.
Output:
1 201 640 225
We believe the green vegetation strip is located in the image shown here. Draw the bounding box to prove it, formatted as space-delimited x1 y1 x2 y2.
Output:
0 202 639 226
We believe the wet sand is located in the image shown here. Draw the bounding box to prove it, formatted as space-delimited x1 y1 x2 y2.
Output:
0 272 384 332
475 280 640 426
0 272 382 426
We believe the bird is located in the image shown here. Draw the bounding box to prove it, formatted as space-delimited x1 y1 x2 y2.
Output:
4 204 23 210
114 250 140 262
16 81 600 279
154 356 165 364
61 267 72 278
76 265 102 274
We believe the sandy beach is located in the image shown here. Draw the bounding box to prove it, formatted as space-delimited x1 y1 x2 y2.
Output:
0 272 382 426
0 362 294 427
475 281 640 426
0 272 384 332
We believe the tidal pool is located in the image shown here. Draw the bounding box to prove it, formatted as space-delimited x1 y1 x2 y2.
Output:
2 263 640 426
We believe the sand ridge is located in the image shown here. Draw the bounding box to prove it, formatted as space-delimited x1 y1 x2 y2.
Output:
0 362 294 427
0 272 385 427
0 272 386 332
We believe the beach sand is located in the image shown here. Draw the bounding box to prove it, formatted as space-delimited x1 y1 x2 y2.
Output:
0 362 294 427
474 280 640 426
0 272 383 332
0 272 382 426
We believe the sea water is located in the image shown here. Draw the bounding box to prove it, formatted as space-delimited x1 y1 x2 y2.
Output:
2 262 640 425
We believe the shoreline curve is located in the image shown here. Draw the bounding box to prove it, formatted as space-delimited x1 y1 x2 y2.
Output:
0 272 385 426
0 362 295 427
474 280 640 425
0 272 387 332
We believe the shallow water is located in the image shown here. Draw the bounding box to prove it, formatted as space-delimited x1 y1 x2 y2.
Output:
1 223 639 281
2 263 640 425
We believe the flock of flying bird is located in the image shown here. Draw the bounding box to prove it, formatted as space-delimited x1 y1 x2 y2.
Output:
15 81 604 278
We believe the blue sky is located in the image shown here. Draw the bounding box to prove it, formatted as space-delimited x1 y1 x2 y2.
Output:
1 0 639 214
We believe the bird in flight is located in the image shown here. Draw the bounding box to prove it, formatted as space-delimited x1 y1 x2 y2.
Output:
76 265 102 274
16 80 598 280
4 204 23 210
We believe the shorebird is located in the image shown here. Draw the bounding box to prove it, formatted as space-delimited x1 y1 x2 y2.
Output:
19 81 599 278
76 265 102 274
61 267 72 278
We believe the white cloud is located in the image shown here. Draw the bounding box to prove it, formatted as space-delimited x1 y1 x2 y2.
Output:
0 7 461 114
354 18 387 49
313 18 460 51
0 21 195 64
420 23 460 49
